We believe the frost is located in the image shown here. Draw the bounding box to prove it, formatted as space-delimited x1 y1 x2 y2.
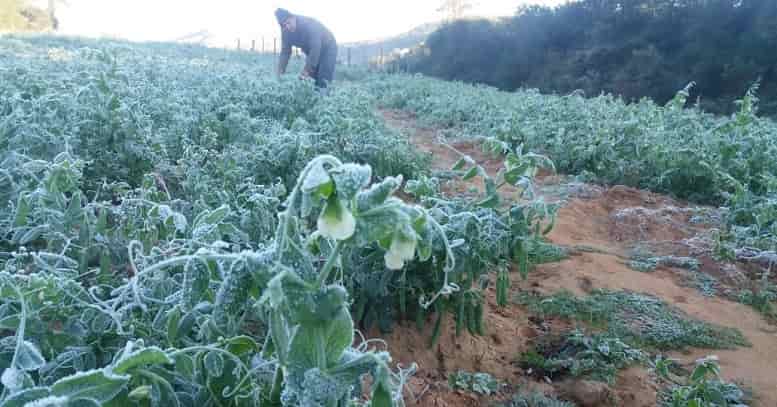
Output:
23 396 70 407
1 367 24 391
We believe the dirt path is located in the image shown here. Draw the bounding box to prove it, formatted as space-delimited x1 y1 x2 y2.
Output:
378 109 777 407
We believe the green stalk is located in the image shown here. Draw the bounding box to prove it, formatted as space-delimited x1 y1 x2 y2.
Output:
316 240 345 288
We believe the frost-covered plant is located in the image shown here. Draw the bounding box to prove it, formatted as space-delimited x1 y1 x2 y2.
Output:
0 155 456 406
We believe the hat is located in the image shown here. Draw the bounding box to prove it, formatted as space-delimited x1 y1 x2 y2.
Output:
275 8 292 25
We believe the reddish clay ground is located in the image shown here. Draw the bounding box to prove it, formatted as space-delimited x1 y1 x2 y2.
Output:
372 110 777 407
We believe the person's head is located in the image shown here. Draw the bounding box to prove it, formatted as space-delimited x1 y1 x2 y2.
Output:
275 8 297 33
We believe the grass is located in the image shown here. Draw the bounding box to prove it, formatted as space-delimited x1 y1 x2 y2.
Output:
517 289 749 350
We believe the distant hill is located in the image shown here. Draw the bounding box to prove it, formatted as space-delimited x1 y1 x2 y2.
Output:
0 0 54 32
342 22 441 65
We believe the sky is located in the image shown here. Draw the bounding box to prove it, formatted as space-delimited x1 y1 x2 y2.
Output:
48 0 566 47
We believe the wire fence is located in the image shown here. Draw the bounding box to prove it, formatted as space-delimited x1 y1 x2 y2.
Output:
231 36 412 73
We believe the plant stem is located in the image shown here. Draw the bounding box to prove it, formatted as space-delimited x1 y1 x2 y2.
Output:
316 240 345 288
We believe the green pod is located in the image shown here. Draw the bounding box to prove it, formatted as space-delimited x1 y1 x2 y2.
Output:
416 305 426 331
182 259 210 311
467 297 478 336
399 272 407 317
429 310 443 349
353 296 368 326
213 262 254 331
455 295 466 336
497 268 509 307
520 245 530 280
475 299 485 336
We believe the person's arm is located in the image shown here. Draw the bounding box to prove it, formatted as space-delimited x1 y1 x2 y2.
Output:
277 32 292 76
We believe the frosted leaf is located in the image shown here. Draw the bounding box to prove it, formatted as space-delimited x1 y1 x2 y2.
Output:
301 161 333 197
2 367 25 392
330 164 371 200
171 212 188 232
17 340 46 371
22 396 70 407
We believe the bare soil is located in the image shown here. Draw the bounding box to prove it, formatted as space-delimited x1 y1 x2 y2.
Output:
375 109 777 407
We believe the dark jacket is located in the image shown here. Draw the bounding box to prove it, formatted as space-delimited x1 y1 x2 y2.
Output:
279 15 337 73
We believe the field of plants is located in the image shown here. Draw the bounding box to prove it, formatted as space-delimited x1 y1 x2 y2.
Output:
1 35 776 407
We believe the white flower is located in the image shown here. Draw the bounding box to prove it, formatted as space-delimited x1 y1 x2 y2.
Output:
384 230 418 270
389 234 417 261
384 251 405 270
317 198 355 241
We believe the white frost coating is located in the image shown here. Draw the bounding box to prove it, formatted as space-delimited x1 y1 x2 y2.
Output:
317 199 355 241
1 367 23 390
23 396 70 407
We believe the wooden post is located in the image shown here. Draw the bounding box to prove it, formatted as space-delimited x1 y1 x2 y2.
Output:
251 39 255 51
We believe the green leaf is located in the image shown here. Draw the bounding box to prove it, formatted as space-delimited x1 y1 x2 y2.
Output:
353 205 405 247
369 366 394 407
0 387 51 407
476 194 500 209
18 225 48 245
51 369 129 403
1 367 33 393
452 157 467 171
150 377 180 407
462 166 479 181
174 311 197 343
128 385 151 402
225 336 259 357
113 347 173 374
288 307 354 370
95 209 108 235
204 352 224 377
203 205 230 227
166 305 182 345
416 222 434 262
66 399 100 407
302 161 334 199
137 370 180 407
331 163 372 200
356 176 402 212
182 260 210 310
173 354 195 379
16 341 46 371
64 193 83 227
13 195 30 227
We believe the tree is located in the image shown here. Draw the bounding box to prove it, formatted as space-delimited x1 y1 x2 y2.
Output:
438 0 473 22
0 0 55 32
0 0 27 31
